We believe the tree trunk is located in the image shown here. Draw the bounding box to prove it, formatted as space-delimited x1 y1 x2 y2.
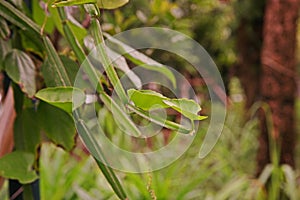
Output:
234 0 265 109
234 5 264 109
257 0 299 173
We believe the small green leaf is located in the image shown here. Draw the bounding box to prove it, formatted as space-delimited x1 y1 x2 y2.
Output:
163 99 207 121
0 151 38 184
4 49 36 97
128 89 169 110
48 6 64 37
51 6 88 44
35 86 86 112
128 89 207 121
67 20 87 44
32 0 55 34
38 102 76 151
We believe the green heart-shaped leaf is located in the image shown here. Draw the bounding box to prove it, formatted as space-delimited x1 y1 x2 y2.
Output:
128 89 170 110
35 86 86 112
4 49 36 97
128 89 207 121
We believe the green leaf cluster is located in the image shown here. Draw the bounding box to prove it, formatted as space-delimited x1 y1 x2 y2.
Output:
0 1 208 199
128 89 207 121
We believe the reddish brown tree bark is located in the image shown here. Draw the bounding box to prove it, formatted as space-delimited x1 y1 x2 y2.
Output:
235 0 265 109
257 0 299 173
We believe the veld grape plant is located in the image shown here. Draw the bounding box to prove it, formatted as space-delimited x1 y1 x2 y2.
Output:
0 0 206 199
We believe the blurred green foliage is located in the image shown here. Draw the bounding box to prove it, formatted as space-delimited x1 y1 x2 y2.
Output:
0 0 299 199
21 78 291 199
103 0 236 71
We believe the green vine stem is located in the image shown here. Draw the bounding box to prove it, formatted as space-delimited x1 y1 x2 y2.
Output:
22 184 35 200
75 118 127 199
85 4 128 104
56 8 128 200
57 7 103 92
126 104 193 135
0 2 128 199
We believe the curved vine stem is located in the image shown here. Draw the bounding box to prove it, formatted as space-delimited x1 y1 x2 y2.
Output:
85 4 128 104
